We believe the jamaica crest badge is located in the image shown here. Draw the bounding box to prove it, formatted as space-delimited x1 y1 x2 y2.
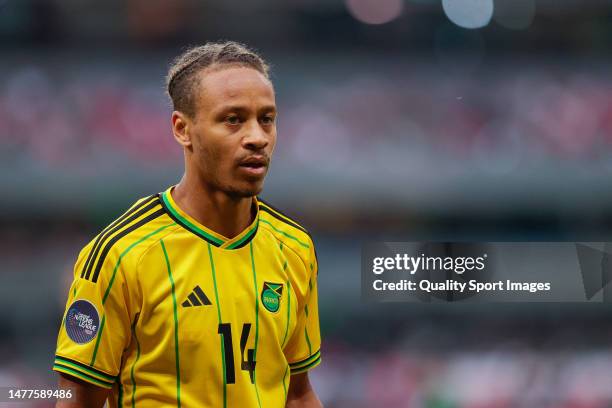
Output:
261 282 283 313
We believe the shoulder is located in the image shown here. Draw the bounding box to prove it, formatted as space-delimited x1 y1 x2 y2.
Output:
75 193 177 283
257 198 316 267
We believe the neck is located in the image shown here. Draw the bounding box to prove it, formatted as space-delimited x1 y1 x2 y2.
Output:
171 174 254 239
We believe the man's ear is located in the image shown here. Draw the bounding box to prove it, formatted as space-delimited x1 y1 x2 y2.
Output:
171 111 192 147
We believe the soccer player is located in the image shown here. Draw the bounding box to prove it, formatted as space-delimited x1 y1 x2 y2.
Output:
53 42 322 408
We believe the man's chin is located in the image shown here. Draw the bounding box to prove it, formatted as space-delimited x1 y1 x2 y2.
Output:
225 182 264 198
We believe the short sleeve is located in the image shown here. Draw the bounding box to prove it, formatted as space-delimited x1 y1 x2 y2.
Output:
52 242 136 389
283 242 321 375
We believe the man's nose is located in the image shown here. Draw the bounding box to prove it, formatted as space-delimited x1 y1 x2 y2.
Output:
243 120 269 150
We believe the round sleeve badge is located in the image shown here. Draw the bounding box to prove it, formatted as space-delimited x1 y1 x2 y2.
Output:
64 300 100 344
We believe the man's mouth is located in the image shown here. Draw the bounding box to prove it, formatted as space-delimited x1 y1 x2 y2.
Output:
238 156 268 176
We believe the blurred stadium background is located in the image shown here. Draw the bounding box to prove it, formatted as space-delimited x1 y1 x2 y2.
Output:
1 0 612 406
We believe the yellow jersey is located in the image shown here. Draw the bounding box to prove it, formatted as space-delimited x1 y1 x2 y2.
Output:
53 186 321 407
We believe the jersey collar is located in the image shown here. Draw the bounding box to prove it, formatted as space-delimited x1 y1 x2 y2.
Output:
159 186 259 250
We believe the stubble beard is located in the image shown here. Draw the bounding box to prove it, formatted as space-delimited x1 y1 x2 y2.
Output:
224 184 263 199
197 153 267 199
208 171 265 199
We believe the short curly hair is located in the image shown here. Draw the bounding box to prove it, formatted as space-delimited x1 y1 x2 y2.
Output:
166 41 271 118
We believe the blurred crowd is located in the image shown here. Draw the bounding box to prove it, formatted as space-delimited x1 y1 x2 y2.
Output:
0 65 178 169
315 347 612 408
1 60 611 174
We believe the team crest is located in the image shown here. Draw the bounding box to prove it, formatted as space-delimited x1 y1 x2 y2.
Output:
261 282 283 313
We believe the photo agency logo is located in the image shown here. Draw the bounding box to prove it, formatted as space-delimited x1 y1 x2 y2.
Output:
364 242 494 302
363 242 612 303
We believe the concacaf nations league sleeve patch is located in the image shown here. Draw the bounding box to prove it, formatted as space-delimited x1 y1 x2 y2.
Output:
64 300 100 344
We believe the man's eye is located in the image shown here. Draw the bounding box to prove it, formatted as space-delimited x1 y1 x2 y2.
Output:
226 116 240 124
260 116 275 125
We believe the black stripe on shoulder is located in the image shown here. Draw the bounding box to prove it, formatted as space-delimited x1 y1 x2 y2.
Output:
258 199 309 236
81 195 158 279
89 208 165 283
258 200 319 267
82 198 161 280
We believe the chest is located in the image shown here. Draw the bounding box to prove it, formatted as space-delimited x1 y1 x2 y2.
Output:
134 239 299 358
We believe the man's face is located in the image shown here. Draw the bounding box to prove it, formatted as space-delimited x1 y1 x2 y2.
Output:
187 66 277 198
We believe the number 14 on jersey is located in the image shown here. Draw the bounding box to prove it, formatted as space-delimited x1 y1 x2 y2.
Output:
218 323 256 384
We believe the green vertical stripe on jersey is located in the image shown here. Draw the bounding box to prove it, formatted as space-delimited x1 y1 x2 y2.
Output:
89 315 105 366
89 222 176 367
281 364 289 403
130 318 141 408
162 239 182 408
102 222 177 304
281 279 291 349
305 327 312 356
249 242 262 408
208 243 227 408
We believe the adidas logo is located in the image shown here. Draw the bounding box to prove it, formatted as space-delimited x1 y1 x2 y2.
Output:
182 286 212 307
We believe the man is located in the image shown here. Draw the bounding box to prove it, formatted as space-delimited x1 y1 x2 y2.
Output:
53 41 322 408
